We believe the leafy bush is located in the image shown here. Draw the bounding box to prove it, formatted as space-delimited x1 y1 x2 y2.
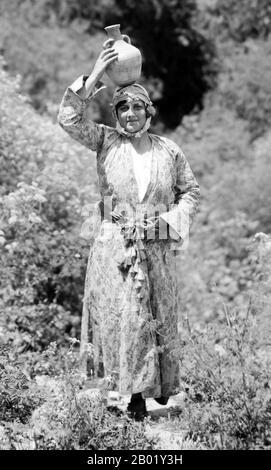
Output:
217 39 271 138
32 391 154 450
0 1 104 115
0 345 45 424
196 2 271 138
212 0 271 42
0 61 98 350
170 104 251 178
178 310 271 449
0 340 155 450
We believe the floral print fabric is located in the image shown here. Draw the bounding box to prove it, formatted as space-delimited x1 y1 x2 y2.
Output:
58 76 200 398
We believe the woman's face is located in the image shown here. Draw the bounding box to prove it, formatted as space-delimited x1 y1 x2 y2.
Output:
116 99 147 134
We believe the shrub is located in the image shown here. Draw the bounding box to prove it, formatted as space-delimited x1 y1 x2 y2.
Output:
0 345 45 424
0 61 98 350
178 309 271 449
30 340 155 450
0 340 155 450
212 0 271 42
217 39 271 138
32 391 154 450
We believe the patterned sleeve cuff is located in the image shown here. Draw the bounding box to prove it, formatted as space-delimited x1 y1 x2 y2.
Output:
160 203 190 241
68 75 107 100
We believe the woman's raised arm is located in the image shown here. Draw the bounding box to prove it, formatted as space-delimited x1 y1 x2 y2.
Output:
78 45 118 99
57 46 118 151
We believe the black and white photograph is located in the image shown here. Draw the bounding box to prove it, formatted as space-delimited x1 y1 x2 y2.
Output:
0 0 270 457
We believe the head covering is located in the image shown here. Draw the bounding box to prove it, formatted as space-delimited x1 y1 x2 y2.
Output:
112 83 153 108
112 83 155 138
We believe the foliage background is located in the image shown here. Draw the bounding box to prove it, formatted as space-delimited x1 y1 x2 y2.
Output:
0 0 271 450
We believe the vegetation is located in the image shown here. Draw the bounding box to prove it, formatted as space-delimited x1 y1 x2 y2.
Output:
0 342 155 450
0 0 271 450
179 311 271 449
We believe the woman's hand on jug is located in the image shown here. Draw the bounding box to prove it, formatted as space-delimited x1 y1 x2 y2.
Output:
92 47 118 81
78 48 117 99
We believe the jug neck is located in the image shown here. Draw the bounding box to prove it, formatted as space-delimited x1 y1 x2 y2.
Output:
104 24 122 40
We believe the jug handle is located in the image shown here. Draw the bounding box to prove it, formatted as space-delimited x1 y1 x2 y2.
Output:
103 38 115 49
122 34 131 44
103 35 131 49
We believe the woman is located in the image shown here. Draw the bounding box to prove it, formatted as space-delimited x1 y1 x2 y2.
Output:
58 47 200 420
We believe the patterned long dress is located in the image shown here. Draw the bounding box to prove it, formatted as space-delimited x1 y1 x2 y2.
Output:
58 76 200 399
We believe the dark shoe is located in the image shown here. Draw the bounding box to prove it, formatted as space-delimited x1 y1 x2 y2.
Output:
127 393 148 421
106 405 124 417
154 396 169 405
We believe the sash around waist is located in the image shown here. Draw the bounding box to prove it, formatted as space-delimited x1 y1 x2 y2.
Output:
96 200 179 244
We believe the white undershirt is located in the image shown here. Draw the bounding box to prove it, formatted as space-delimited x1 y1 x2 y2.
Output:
131 146 153 202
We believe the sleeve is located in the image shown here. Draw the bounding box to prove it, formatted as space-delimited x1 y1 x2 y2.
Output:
160 147 200 241
57 75 112 152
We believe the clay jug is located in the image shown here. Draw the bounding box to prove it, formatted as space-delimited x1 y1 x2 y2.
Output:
103 24 142 86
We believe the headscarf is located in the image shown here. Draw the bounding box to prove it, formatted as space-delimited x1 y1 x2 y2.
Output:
112 84 155 138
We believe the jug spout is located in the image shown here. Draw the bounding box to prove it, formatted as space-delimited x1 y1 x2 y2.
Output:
104 24 122 41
